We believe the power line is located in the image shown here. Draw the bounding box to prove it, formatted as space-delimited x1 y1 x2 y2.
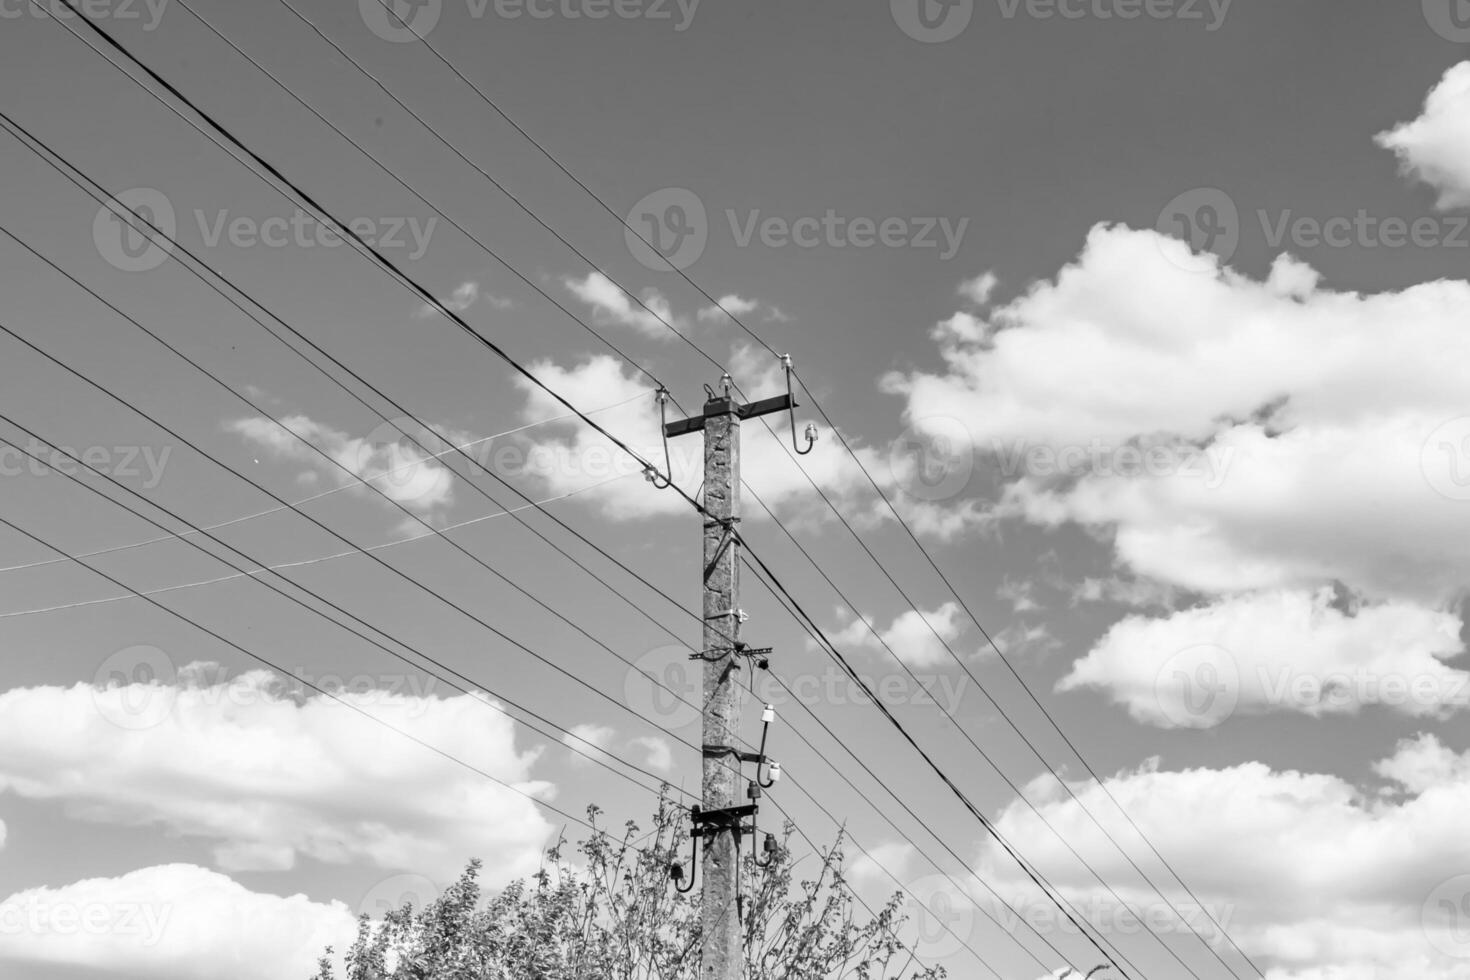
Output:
337 7 1258 969
26 10 1183 971
0 510 667 855
738 480 1214 979
738 537 1139 978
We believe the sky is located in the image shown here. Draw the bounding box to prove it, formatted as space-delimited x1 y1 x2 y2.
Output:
2 0 1470 977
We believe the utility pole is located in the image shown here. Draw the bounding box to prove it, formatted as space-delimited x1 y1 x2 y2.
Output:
664 374 799 980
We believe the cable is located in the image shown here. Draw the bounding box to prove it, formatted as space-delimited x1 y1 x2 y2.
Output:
0 510 669 855
0 477 628 620
23 12 1172 970
0 396 646 576
35 0 698 513
739 480 1212 979
337 10 1258 968
738 540 1139 978
0 318 718 782
0 417 683 802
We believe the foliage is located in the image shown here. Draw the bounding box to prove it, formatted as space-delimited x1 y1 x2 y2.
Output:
313 794 946 980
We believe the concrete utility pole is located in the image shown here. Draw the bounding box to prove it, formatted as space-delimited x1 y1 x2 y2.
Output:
665 374 797 980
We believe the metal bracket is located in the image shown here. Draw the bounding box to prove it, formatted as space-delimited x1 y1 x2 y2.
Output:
689 803 758 841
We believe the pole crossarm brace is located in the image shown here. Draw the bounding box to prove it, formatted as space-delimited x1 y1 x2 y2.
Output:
663 394 797 439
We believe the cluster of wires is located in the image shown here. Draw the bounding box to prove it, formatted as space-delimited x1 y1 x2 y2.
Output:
0 3 1267 977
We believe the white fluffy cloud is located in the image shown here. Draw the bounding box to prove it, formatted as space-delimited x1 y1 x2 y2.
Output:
828 602 966 669
230 412 459 520
1061 588 1468 727
511 353 896 528
0 666 555 884
563 723 616 767
0 864 358 980
565 272 682 338
1378 62 1470 210
977 744 1470 979
888 220 1470 725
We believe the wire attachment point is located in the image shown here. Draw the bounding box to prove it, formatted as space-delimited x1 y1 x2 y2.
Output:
782 355 817 455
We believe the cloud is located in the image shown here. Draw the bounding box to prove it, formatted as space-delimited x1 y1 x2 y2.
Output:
1059 588 1468 727
0 864 358 980
957 271 999 306
565 272 682 339
563 724 615 767
977 745 1470 979
511 353 898 527
629 736 674 774
229 413 460 521
1378 62 1470 210
888 224 1470 606
848 841 917 889
827 601 965 668
698 295 761 321
416 280 513 318
0 666 555 884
